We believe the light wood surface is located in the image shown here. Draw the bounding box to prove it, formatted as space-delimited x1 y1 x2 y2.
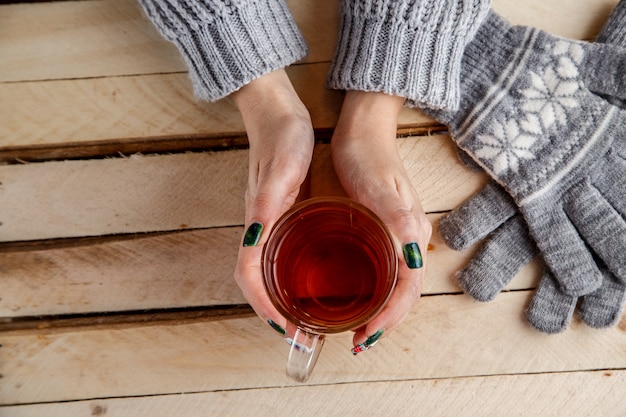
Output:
1 0 624 414
0 214 542 317
0 135 486 241
2 292 625 404
3 370 625 417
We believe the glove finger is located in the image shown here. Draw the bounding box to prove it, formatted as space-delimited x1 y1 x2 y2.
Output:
579 268 626 329
594 143 626 216
457 216 536 301
581 43 626 102
596 0 626 45
439 181 517 251
455 146 484 172
526 272 578 334
523 203 602 296
566 180 626 283
593 92 626 109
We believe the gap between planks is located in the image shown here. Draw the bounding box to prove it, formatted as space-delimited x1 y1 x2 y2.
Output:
2 291 625 405
0 304 256 335
2 368 623 410
0 125 443 164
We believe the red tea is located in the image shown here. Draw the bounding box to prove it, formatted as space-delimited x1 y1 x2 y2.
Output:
263 198 397 333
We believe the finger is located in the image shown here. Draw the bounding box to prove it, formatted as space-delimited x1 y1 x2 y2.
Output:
243 179 303 247
234 243 290 334
439 181 518 251
349 183 431 353
238 171 309 338
566 180 626 284
455 146 484 172
522 201 602 296
579 268 626 329
596 0 626 45
582 43 626 102
457 215 537 301
351 259 424 354
526 272 578 334
594 146 626 216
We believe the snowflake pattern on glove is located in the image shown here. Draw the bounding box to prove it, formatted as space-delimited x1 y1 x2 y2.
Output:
475 118 537 174
475 40 584 175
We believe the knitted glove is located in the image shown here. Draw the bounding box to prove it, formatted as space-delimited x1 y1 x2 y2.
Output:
440 180 625 333
427 9 626 300
437 0 626 332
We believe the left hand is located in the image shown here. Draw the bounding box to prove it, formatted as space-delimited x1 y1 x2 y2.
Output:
331 91 432 353
231 70 315 335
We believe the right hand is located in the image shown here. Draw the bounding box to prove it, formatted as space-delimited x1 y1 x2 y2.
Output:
330 91 432 352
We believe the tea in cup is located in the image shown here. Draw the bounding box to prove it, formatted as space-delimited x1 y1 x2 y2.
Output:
262 197 398 382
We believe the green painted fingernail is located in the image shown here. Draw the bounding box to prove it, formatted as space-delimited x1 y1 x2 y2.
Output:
403 242 423 269
351 329 384 355
242 222 263 247
267 319 286 335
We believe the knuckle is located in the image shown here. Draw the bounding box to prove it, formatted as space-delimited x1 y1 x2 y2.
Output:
392 207 432 241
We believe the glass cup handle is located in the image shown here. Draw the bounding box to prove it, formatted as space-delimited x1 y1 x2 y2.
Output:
286 328 325 383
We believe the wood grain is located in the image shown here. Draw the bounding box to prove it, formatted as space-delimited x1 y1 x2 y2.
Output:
0 64 435 160
0 0 614 83
0 135 484 242
492 0 618 38
0 151 248 241
1 0 623 412
0 0 340 83
3 370 624 416
1 291 624 405
2 0 617 158
0 213 542 318
0 227 246 317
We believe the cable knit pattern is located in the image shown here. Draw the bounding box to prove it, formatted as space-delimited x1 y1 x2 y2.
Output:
327 0 491 110
138 0 308 101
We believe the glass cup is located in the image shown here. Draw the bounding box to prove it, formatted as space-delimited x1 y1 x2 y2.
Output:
262 197 398 382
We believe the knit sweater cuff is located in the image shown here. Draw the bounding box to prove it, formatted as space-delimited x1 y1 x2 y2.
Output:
140 0 308 101
327 0 490 111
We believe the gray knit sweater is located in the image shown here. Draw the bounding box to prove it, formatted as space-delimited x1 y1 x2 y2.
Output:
139 0 491 110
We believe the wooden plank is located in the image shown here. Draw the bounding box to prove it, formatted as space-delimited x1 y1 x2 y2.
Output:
0 151 249 241
0 135 484 242
1 291 624 405
0 72 248 154
0 0 615 84
0 63 435 158
0 213 542 318
0 0 339 83
3 0 617 158
493 0 618 38
0 228 246 317
3 370 624 416
0 0 186 83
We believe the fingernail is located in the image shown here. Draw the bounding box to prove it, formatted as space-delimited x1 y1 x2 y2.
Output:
267 319 286 336
242 222 263 247
403 242 423 269
352 329 384 355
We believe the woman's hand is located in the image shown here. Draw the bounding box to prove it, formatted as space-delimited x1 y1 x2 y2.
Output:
331 91 432 354
231 69 315 336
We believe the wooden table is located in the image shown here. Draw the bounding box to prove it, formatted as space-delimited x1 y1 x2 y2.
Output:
1 0 624 415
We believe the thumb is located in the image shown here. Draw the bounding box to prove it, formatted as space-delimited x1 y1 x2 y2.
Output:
236 175 310 339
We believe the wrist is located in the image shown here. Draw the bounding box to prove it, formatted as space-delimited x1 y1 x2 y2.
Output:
231 69 300 119
334 91 405 141
231 70 311 145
